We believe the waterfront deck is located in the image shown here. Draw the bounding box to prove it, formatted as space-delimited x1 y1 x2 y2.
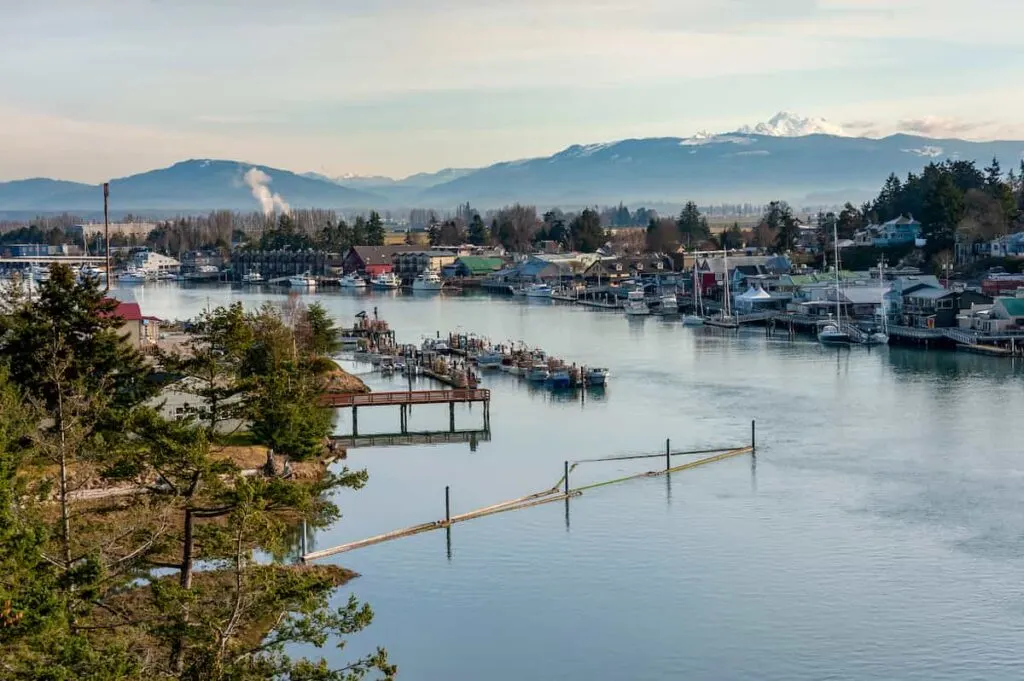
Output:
320 388 490 408
330 428 491 449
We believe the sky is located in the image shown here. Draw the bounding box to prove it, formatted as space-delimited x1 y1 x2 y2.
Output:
2 0 1023 183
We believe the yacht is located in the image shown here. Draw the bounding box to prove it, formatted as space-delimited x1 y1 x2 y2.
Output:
288 272 317 288
118 267 149 283
682 267 705 326
371 272 401 290
585 367 609 386
241 271 264 284
623 289 650 316
412 269 444 291
524 283 553 298
339 273 368 289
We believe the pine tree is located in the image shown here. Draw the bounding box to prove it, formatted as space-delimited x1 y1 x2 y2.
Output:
366 211 385 246
467 213 489 246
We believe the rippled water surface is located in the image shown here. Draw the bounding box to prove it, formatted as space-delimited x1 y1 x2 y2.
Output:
131 283 1024 681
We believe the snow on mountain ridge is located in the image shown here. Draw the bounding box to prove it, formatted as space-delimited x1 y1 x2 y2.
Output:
736 111 847 137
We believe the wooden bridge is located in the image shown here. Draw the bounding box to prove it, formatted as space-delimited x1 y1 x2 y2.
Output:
321 388 491 436
330 428 491 450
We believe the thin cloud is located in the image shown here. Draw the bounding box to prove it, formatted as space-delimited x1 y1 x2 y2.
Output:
896 117 995 138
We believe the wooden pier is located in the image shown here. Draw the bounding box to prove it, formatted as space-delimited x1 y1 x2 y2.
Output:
330 428 491 450
321 388 491 436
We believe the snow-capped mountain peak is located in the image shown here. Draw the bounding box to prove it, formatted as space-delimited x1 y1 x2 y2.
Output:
736 112 847 137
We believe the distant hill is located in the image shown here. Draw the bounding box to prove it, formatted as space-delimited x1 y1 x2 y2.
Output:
420 132 1024 206
5 113 1024 212
0 160 383 212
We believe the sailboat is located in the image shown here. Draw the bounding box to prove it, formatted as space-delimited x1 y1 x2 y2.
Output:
818 223 852 345
705 250 738 328
682 262 704 326
862 259 889 345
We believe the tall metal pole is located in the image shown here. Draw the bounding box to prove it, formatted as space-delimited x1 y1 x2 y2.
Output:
103 182 111 292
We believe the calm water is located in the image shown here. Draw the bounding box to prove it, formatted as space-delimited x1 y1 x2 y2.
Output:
129 283 1024 681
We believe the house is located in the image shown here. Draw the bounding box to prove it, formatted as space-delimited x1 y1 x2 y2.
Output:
871 216 922 247
987 232 1024 258
444 256 506 279
963 296 1024 333
583 255 671 282
70 222 157 240
486 257 571 287
889 276 992 329
103 299 160 348
341 246 419 276
131 250 180 274
393 250 458 278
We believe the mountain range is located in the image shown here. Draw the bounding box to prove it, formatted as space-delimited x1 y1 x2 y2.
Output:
3 113 1023 214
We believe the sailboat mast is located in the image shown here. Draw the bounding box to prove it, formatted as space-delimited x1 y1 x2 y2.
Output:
833 222 841 325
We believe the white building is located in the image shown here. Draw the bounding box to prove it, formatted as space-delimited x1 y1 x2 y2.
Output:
131 250 180 274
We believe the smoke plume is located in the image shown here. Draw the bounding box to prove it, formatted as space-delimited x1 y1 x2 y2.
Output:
243 168 290 215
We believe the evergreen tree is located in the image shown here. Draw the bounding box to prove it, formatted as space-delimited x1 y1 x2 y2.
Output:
921 172 965 257
366 211 385 246
676 202 708 248
467 213 489 246
350 216 368 246
569 208 606 252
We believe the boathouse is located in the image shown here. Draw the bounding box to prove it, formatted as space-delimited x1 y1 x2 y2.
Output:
341 246 419 276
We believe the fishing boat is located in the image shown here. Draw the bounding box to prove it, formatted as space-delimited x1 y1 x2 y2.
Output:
371 272 401 289
657 291 679 315
524 283 553 298
339 273 368 288
818 222 852 345
474 351 503 370
412 269 444 291
241 271 264 284
623 289 650 316
546 368 572 389
526 364 550 382
585 367 609 386
288 272 317 288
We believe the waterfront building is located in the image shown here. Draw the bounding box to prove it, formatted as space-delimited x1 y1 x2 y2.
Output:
444 256 506 279
101 298 161 348
341 245 420 276
393 250 458 278
131 250 180 274
855 216 923 247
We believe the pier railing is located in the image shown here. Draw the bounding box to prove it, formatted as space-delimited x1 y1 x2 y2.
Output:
320 388 490 408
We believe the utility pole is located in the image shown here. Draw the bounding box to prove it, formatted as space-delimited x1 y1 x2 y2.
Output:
103 182 111 292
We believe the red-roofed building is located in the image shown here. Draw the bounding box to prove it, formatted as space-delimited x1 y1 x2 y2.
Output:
103 299 161 348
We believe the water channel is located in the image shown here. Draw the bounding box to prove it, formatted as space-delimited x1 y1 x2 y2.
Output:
128 283 1024 681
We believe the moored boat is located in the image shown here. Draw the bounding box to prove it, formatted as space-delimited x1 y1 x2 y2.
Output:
339 273 368 288
525 283 553 298
412 269 444 291
526 364 550 382
288 272 317 287
371 272 401 289
584 367 609 386
546 368 572 389
241 271 264 284
623 289 650 316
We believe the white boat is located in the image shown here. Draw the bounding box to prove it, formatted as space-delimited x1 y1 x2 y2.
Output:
818 221 851 345
524 283 553 298
474 351 503 369
585 367 609 386
658 292 678 315
683 265 705 325
412 269 444 291
623 289 650 316
526 364 550 382
860 258 889 346
118 267 149 283
371 272 401 289
241 271 264 284
339 273 368 289
705 249 738 328
288 273 317 287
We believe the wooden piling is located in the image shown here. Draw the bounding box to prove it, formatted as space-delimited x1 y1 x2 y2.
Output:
751 419 756 454
449 401 455 432
445 485 451 525
564 460 569 495
665 438 671 471
352 406 358 437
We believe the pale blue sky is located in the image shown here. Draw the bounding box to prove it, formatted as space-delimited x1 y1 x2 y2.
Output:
2 0 1022 182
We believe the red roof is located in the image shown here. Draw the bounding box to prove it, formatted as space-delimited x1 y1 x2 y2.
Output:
110 301 143 322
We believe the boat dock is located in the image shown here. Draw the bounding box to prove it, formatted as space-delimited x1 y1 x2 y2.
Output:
322 388 491 436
